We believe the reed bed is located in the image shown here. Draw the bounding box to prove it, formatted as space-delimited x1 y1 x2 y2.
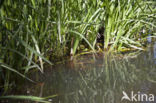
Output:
0 0 155 101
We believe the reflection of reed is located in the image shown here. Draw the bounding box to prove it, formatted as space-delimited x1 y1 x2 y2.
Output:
57 55 137 103
153 42 156 64
36 82 44 103
58 53 156 103
9 46 156 103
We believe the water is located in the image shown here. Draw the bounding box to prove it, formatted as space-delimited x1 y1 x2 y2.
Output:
1 42 156 103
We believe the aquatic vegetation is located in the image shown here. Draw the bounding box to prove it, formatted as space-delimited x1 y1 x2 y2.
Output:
0 0 155 65
0 0 155 102
0 95 56 103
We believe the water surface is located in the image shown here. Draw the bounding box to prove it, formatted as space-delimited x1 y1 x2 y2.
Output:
2 42 156 103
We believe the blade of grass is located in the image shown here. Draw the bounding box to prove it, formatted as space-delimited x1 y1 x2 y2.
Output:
0 63 34 83
0 95 50 103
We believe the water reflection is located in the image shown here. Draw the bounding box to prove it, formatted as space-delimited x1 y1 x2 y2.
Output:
4 44 156 103
147 34 152 43
154 42 156 64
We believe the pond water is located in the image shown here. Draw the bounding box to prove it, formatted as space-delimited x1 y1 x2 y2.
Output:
2 42 156 103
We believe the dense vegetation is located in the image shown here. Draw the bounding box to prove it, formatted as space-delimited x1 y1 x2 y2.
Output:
0 0 156 100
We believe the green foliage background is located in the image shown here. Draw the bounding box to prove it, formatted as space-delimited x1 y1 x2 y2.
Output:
0 0 155 80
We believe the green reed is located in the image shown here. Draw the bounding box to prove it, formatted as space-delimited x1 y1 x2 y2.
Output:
0 0 155 91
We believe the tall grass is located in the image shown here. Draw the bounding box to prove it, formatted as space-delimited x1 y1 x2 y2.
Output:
102 0 156 51
0 0 155 92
